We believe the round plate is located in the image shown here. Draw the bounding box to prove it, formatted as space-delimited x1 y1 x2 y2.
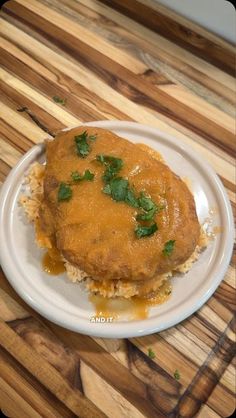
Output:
0 121 234 338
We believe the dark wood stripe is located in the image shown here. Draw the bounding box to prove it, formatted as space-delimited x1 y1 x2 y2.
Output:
126 340 182 414
219 175 236 194
0 119 35 153
0 80 65 134
0 159 11 182
2 2 235 156
99 0 235 76
0 346 76 418
230 243 236 269
214 281 236 312
173 316 235 416
141 68 174 86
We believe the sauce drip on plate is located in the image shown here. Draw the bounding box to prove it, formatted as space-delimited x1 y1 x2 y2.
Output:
89 280 172 320
42 248 65 275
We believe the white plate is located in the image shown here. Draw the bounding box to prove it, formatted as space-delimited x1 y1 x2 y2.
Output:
0 121 234 338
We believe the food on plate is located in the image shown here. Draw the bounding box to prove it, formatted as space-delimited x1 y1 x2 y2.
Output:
20 127 207 303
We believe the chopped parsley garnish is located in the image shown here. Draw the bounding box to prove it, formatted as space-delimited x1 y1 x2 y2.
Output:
136 193 165 222
148 348 155 359
58 183 72 201
136 205 157 221
75 131 97 158
138 192 156 212
106 177 129 201
162 240 175 256
97 155 160 239
103 183 111 195
71 169 94 182
135 222 158 238
52 96 67 106
96 154 123 183
88 135 97 141
136 204 165 221
124 187 139 208
174 369 180 380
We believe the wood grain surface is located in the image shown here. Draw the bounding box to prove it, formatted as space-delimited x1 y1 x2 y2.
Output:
0 1 235 417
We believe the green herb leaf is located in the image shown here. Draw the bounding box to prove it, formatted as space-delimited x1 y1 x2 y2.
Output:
148 348 155 359
103 183 111 195
71 169 94 182
136 206 157 221
162 240 175 256
124 187 139 208
138 192 156 212
135 222 158 238
174 369 180 380
108 177 129 201
136 197 164 221
75 132 90 158
88 135 97 141
83 169 95 181
71 171 81 182
96 154 105 164
52 96 67 106
58 183 72 201
74 131 97 158
96 154 123 183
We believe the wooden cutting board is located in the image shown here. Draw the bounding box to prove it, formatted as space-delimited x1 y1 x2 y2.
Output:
0 1 235 417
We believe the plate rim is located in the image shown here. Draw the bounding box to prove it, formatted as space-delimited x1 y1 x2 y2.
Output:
0 121 234 338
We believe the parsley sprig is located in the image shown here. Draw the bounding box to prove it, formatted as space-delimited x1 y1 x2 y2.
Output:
96 154 162 238
96 154 123 183
75 131 97 158
52 96 67 106
148 348 155 359
135 223 158 238
58 170 95 202
58 183 72 201
174 369 180 380
162 240 175 256
71 169 94 182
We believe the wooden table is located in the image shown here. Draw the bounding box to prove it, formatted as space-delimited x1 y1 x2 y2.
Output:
0 1 235 417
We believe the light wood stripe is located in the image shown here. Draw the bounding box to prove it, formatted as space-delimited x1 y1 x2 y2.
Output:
80 362 145 418
0 138 22 167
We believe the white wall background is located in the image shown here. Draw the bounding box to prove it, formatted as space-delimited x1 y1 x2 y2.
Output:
155 0 236 44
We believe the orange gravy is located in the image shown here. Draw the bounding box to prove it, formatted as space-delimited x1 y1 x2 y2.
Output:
42 248 65 275
89 281 172 320
136 143 164 162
